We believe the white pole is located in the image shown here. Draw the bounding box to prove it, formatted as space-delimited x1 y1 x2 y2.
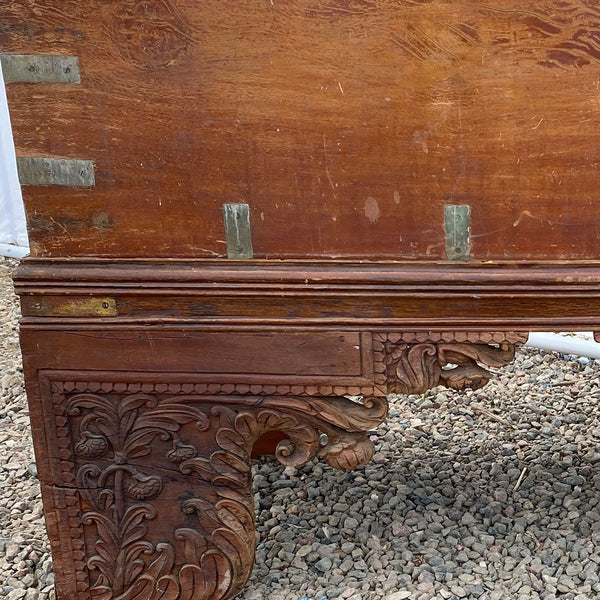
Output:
0 55 30 258
525 332 600 360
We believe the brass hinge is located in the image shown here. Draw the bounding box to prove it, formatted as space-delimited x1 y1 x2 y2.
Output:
25 296 117 317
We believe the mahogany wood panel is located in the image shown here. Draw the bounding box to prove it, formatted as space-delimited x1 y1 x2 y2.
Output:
19 329 375 390
3 0 600 259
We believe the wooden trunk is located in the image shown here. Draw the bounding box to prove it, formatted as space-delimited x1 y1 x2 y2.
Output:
3 1 600 598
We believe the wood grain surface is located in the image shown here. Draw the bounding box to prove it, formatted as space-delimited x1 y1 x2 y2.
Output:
3 0 600 259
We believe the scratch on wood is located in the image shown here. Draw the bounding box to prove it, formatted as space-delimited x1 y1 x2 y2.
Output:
513 210 536 227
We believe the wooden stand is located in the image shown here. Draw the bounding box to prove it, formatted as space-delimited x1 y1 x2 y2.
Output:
16 259 600 599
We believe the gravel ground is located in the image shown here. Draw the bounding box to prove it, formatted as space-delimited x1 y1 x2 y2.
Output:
3 255 600 600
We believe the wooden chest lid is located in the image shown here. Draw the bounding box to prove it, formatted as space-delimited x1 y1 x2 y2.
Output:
2 1 599 261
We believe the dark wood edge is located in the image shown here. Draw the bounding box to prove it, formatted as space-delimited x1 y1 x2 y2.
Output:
15 258 600 291
13 258 600 329
14 258 600 290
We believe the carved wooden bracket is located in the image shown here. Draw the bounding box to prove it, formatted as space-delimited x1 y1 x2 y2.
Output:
373 332 528 395
53 387 388 600
36 331 527 600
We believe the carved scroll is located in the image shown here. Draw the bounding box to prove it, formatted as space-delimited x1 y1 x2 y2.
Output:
57 389 388 600
373 332 528 395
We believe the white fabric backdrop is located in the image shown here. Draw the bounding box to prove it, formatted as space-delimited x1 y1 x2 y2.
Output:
0 58 29 258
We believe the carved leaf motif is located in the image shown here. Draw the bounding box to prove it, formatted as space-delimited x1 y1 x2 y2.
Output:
166 439 196 463
175 528 234 599
437 342 517 391
437 342 516 369
384 338 520 395
75 430 109 459
284 395 389 433
69 394 120 445
386 342 440 394
126 472 163 501
83 503 156 596
77 463 103 490
122 397 209 459
215 406 322 469
128 543 177 600
84 512 120 570
319 432 375 471
439 364 492 392
67 390 387 600
70 393 205 464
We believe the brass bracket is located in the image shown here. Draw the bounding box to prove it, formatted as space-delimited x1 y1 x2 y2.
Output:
1 55 80 84
444 204 471 261
16 157 95 187
24 296 117 317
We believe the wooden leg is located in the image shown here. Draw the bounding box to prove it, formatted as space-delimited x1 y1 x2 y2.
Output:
45 383 388 600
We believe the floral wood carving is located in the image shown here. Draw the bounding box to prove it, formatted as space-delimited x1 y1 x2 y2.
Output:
64 391 387 600
373 333 526 395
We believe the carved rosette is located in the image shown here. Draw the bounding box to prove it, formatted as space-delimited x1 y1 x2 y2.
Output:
61 391 387 600
373 332 528 395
